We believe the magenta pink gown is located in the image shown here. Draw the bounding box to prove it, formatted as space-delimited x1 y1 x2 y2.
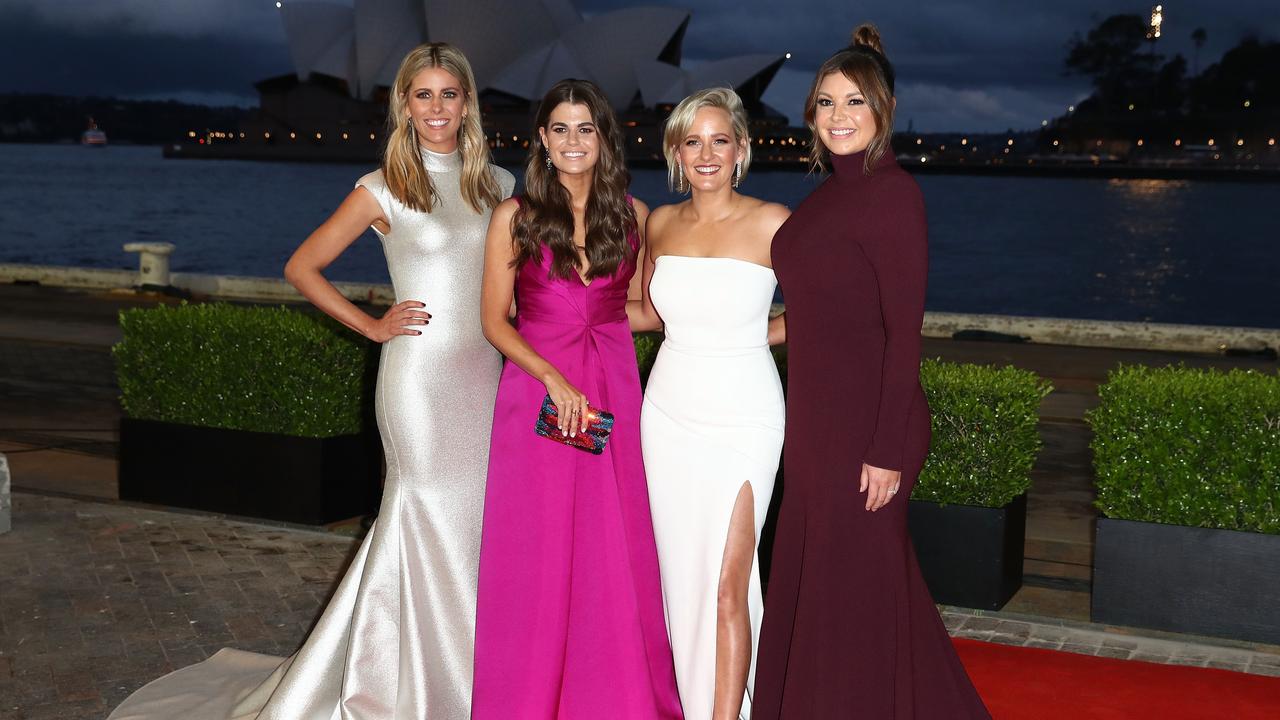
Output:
472 223 684 720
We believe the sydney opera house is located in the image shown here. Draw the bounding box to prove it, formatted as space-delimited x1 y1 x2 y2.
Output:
174 0 799 163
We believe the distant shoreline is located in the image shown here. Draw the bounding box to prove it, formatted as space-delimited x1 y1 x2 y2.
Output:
6 140 1277 183
159 142 1280 183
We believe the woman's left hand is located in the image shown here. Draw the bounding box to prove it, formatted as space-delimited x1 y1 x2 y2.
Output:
860 463 902 512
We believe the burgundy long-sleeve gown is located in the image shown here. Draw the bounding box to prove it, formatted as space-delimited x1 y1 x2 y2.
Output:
753 149 990 718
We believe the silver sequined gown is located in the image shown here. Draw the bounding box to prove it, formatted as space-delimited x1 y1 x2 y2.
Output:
108 148 515 720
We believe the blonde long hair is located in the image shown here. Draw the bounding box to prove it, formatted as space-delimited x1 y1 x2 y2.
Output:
383 43 501 213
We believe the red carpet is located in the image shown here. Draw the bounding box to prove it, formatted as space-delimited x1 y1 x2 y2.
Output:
954 637 1280 719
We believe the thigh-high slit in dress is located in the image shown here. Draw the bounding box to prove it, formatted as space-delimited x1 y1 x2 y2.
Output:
642 256 784 720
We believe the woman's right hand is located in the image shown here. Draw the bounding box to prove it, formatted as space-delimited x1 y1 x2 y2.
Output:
542 371 590 436
365 300 431 343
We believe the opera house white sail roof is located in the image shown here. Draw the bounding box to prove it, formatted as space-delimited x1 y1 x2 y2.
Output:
276 0 784 110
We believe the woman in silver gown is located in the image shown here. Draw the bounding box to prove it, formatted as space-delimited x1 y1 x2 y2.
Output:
108 43 514 720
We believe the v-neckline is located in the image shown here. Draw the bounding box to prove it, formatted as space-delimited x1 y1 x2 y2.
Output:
573 246 592 288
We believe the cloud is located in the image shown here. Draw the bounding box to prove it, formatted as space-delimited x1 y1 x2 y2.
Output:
0 3 289 100
894 82 1084 133
3 0 1278 130
0 0 286 44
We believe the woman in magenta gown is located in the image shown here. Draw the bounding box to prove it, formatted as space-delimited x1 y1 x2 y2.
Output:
472 79 683 719
753 26 990 719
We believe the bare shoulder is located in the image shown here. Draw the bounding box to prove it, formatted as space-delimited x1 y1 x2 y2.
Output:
490 196 521 228
738 196 790 238
752 200 791 232
647 202 678 228
494 196 521 214
631 196 651 219
644 202 682 252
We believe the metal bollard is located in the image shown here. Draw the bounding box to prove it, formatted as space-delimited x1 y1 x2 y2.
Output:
0 453 10 534
123 242 176 290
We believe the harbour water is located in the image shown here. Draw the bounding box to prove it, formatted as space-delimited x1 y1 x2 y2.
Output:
0 144 1275 328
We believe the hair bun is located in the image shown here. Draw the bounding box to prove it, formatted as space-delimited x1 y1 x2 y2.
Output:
850 24 884 55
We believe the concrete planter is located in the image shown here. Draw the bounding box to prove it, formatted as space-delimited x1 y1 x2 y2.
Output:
1092 517 1280 644
908 493 1027 610
119 417 381 525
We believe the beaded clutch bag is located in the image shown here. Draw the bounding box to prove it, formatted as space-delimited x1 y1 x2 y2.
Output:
534 394 614 455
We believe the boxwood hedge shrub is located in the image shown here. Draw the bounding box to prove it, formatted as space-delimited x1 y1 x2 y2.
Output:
916 359 1050 507
114 303 376 438
636 336 1047 507
1088 365 1280 534
119 304 1049 503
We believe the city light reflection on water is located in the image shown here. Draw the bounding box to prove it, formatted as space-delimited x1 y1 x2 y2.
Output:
1103 178 1191 314
0 144 1274 328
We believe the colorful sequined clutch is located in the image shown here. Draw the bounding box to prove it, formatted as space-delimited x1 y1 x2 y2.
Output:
534 394 614 455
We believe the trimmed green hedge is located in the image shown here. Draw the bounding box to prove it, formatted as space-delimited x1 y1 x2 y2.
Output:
1088 365 1280 534
636 337 1048 507
916 359 1051 507
114 303 376 438
118 305 1048 505
634 332 661 386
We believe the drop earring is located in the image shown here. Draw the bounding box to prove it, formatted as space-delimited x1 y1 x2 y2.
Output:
732 160 741 188
545 150 553 170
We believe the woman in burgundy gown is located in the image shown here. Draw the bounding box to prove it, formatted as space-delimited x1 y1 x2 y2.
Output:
753 25 991 719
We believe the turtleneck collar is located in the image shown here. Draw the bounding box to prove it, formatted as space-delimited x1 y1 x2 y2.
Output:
830 148 895 180
421 145 462 173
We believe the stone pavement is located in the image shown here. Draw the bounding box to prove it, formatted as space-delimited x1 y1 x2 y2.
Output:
0 494 355 720
3 492 1280 720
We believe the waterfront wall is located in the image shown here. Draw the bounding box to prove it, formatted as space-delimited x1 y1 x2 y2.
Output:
2 262 1277 356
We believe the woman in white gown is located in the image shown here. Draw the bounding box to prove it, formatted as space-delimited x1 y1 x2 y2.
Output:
108 43 513 720
632 88 788 720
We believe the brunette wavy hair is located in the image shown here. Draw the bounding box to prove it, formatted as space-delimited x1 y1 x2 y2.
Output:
383 43 502 213
804 24 897 175
512 79 636 281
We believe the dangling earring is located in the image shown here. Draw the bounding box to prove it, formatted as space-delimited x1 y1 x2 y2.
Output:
545 150 553 170
732 160 742 189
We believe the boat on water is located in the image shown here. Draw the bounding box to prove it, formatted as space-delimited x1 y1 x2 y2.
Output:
81 117 107 147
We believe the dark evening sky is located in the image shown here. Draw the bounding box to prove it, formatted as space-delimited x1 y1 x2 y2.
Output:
0 0 1274 131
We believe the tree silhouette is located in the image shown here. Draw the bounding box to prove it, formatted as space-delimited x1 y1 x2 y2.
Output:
1191 27 1207 75
1153 54 1188 116
1065 15 1160 114
1190 37 1279 113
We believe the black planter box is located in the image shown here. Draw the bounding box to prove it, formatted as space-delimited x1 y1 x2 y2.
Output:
908 493 1027 610
119 417 382 525
1092 517 1280 644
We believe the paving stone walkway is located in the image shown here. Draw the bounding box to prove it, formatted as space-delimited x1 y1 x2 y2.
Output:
0 494 353 720
3 492 1279 720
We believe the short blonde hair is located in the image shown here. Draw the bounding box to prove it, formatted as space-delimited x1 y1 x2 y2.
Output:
662 87 752 193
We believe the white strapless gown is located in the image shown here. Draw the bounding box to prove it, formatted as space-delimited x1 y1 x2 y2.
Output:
641 255 785 720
